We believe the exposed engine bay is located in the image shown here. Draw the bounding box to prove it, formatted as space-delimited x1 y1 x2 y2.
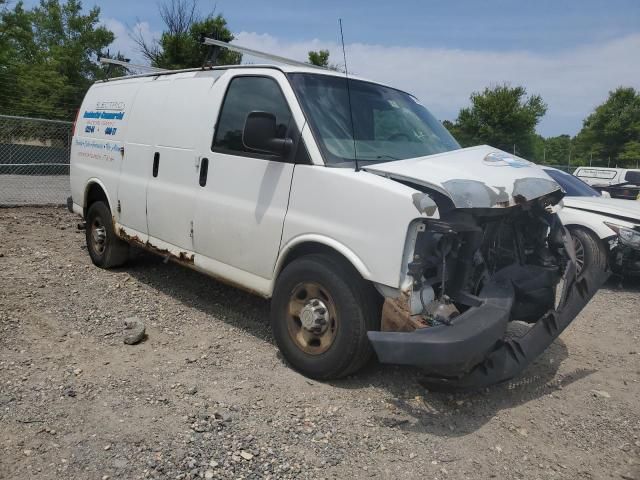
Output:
368 189 609 390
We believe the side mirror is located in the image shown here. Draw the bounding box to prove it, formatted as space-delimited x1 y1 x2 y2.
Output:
243 111 292 156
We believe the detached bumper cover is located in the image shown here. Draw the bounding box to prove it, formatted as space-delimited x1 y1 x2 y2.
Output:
368 227 609 390
368 280 514 377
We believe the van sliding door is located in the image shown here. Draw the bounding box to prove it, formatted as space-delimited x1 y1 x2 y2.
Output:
118 78 171 241
145 74 219 253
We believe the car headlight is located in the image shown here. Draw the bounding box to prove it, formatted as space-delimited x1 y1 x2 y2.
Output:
605 222 640 249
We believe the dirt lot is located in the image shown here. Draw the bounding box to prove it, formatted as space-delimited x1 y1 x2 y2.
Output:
1 207 639 480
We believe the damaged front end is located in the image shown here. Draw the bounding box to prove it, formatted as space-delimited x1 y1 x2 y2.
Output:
368 188 609 390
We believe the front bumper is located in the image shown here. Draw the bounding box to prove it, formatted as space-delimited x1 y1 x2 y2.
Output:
612 244 640 276
368 228 609 390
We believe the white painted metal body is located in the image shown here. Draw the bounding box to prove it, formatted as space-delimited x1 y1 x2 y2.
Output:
559 196 640 240
70 65 563 298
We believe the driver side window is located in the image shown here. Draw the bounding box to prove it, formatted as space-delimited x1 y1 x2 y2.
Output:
212 76 292 158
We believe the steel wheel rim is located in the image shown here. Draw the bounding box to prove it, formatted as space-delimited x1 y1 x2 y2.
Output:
573 236 585 275
286 282 338 355
90 216 107 255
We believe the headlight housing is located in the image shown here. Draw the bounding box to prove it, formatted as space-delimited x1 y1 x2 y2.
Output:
605 222 640 249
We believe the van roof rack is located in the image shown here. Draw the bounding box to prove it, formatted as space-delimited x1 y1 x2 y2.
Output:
200 37 325 70
99 57 169 74
97 39 324 82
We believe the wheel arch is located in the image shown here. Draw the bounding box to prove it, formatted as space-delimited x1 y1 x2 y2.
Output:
564 222 614 244
273 236 372 286
83 179 114 218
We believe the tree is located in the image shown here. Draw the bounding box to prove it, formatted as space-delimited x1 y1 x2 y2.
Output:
573 87 640 168
447 84 547 159
307 49 340 70
0 0 115 120
308 50 330 67
543 135 572 165
134 0 241 69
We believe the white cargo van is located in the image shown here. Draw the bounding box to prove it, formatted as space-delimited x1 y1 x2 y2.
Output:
573 166 640 187
69 63 605 388
573 166 640 200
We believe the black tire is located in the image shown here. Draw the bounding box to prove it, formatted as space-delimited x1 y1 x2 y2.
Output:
85 201 129 268
569 227 608 279
270 254 379 380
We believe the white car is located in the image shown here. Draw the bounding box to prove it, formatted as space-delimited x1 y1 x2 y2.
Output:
544 168 640 276
68 59 604 388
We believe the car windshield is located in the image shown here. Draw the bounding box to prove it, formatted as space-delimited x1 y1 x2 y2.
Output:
288 73 460 167
544 169 601 197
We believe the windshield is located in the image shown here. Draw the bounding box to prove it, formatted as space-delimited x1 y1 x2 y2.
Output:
544 169 601 197
288 73 460 166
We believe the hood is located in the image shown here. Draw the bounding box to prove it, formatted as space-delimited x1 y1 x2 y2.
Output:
563 196 640 223
363 145 561 209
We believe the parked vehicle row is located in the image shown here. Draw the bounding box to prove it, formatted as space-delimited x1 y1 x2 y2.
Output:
544 168 640 277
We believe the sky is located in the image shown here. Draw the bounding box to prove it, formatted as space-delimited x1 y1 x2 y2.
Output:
22 0 640 136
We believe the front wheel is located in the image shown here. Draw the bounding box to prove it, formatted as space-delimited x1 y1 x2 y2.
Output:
270 254 379 380
569 227 607 279
85 201 130 269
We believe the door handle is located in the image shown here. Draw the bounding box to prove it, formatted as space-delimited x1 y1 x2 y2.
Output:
152 152 160 177
199 157 209 187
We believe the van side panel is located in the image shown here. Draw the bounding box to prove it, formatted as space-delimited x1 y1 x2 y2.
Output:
70 82 138 214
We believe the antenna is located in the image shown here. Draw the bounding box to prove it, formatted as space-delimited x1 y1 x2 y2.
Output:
339 19 358 172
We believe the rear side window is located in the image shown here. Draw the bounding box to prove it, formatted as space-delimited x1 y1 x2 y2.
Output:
625 171 640 185
576 168 616 180
213 76 291 157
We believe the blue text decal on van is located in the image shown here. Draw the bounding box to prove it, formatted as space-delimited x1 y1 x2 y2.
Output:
83 110 125 120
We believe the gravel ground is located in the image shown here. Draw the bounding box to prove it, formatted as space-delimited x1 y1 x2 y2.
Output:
1 207 639 480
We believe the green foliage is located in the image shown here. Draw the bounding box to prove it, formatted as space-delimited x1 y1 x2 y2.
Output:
543 134 572 165
307 49 340 70
618 140 640 164
136 1 241 69
0 0 115 120
447 84 547 159
308 50 330 67
573 87 640 168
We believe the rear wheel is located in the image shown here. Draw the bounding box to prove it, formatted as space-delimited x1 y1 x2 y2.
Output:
85 201 129 268
569 227 607 279
270 254 379 379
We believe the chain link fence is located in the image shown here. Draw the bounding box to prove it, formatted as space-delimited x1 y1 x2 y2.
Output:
0 114 72 206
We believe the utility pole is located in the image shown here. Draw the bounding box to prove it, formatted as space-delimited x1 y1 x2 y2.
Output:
589 151 592 167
